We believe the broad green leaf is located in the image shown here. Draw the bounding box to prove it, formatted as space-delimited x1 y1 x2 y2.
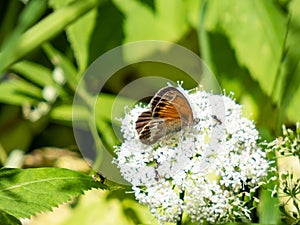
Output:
89 1 124 63
0 209 21 225
0 167 107 219
0 0 103 74
66 10 98 74
61 189 160 225
50 0 98 74
205 0 286 99
185 0 202 29
283 0 300 123
113 0 189 43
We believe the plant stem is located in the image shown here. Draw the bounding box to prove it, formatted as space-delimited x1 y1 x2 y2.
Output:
177 190 185 225
0 0 105 74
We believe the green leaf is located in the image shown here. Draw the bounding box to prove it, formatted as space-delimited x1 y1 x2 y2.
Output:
0 121 33 153
205 0 286 99
114 0 189 43
15 0 48 33
283 0 300 123
42 43 78 91
95 93 136 154
10 60 68 99
51 104 91 124
96 93 136 123
0 83 36 105
0 0 47 74
0 79 42 105
0 167 107 219
89 1 124 62
60 190 160 225
50 105 74 123
0 0 104 74
11 60 54 87
0 209 21 225
0 1 22 47
185 0 202 29
50 0 97 74
258 189 280 224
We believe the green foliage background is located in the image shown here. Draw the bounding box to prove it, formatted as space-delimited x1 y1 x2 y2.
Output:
0 0 299 224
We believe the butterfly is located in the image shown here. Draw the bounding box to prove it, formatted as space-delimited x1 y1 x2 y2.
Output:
135 86 194 145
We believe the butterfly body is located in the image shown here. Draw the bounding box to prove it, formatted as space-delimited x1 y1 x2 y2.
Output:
135 86 194 145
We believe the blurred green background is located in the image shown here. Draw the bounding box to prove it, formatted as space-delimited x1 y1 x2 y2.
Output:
0 0 299 224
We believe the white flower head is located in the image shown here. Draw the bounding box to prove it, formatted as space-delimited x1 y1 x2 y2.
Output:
52 67 66 85
114 84 269 224
42 86 57 103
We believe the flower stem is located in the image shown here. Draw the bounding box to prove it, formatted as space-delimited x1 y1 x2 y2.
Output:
177 190 185 225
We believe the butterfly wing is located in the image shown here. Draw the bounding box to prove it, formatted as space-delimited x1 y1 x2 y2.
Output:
135 86 194 145
137 118 167 145
136 87 177 136
152 87 194 126
135 111 152 134
149 87 176 112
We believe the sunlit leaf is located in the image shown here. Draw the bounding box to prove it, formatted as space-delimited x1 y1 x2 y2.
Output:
0 167 107 219
50 0 98 74
11 60 54 87
114 0 189 43
0 0 103 74
205 0 286 99
283 0 300 123
0 0 47 74
42 43 78 91
10 60 68 100
0 79 42 105
61 190 160 225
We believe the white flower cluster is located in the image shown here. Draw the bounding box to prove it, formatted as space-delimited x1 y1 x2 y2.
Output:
114 86 269 224
22 66 63 122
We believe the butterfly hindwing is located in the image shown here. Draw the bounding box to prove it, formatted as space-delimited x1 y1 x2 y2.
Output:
138 118 167 145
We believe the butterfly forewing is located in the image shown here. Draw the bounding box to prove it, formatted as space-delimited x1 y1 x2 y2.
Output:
149 86 175 112
135 86 194 145
153 89 193 126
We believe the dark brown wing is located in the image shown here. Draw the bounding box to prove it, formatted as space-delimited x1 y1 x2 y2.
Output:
135 111 152 135
138 118 167 145
149 87 178 112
